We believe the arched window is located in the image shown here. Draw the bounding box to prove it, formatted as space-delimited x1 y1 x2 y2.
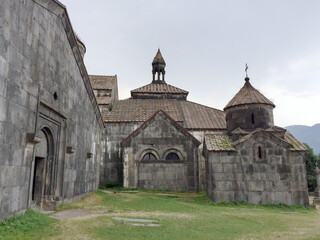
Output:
258 146 262 159
142 153 157 161
165 153 180 160
251 113 255 124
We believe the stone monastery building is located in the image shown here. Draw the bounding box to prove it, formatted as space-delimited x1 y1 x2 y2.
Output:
0 0 309 220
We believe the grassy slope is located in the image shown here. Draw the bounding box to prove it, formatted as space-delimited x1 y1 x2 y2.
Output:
1 190 320 240
0 209 59 240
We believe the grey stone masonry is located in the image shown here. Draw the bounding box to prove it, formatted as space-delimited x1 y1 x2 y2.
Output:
204 131 309 205
102 122 140 186
0 0 103 220
122 111 200 192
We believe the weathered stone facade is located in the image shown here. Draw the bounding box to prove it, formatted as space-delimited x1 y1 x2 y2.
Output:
203 77 308 205
122 111 200 191
204 131 309 205
100 50 308 206
101 122 140 185
0 0 103 219
0 0 310 221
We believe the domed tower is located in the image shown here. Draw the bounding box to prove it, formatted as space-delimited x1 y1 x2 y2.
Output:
152 49 166 83
224 69 275 134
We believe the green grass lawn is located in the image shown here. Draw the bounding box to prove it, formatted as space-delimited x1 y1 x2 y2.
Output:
1 189 320 240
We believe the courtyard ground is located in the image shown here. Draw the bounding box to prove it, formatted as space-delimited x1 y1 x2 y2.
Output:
1 189 320 240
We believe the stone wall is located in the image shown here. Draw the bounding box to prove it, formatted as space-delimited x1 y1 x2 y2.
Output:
138 162 187 191
102 122 140 186
205 133 309 205
189 130 225 191
0 0 103 219
225 104 274 134
122 111 200 191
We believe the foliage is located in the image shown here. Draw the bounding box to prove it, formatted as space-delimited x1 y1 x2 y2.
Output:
304 143 320 191
0 209 58 240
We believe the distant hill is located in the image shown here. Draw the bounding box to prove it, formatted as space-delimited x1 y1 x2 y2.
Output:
285 124 320 155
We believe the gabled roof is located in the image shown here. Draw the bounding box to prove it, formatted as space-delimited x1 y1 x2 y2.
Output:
103 99 184 123
89 75 117 90
131 83 188 95
224 79 275 110
34 0 104 129
103 99 226 130
204 133 236 152
121 110 201 146
233 128 291 148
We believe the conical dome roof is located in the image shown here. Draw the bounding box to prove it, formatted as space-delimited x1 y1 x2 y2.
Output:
152 49 166 64
224 77 275 110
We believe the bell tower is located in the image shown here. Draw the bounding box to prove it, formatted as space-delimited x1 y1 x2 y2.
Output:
152 49 166 84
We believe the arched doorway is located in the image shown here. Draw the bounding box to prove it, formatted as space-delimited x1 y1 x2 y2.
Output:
32 128 55 208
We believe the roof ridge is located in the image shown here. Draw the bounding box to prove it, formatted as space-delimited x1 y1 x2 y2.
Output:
184 100 224 113
121 110 201 146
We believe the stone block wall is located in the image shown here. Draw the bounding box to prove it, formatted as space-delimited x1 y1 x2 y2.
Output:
0 0 103 219
205 133 309 205
102 122 140 186
138 162 187 191
225 104 274 134
122 111 200 192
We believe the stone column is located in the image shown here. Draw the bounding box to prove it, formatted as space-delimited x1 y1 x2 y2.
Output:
315 167 320 197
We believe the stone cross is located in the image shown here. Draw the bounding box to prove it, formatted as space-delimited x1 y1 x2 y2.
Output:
245 63 248 77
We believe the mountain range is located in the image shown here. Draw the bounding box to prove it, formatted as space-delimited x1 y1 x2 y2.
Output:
285 124 320 155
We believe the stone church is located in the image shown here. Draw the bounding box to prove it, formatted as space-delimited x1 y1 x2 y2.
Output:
0 0 309 220
101 50 309 205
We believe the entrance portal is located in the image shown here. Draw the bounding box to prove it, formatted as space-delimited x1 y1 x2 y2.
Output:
32 128 55 209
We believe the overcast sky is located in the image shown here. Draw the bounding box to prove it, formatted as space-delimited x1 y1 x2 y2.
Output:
62 0 320 127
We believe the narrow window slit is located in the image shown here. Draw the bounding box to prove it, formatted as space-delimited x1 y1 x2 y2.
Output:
258 146 262 159
251 113 255 124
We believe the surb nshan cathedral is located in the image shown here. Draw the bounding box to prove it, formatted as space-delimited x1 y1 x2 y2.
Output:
0 0 313 219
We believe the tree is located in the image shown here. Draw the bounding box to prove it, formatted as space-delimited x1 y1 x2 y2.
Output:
304 144 320 191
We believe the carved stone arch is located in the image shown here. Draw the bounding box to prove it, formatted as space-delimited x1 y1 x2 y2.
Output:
139 148 160 161
32 126 57 208
162 148 184 161
252 141 266 161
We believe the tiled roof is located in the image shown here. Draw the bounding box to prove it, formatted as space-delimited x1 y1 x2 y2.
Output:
224 80 275 110
131 83 188 95
89 75 117 90
96 97 111 105
284 131 308 151
180 101 226 130
204 133 236 152
153 49 166 64
104 99 227 130
205 129 307 152
103 99 184 123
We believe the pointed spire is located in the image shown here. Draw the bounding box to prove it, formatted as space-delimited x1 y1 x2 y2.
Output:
153 49 165 64
152 49 166 84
